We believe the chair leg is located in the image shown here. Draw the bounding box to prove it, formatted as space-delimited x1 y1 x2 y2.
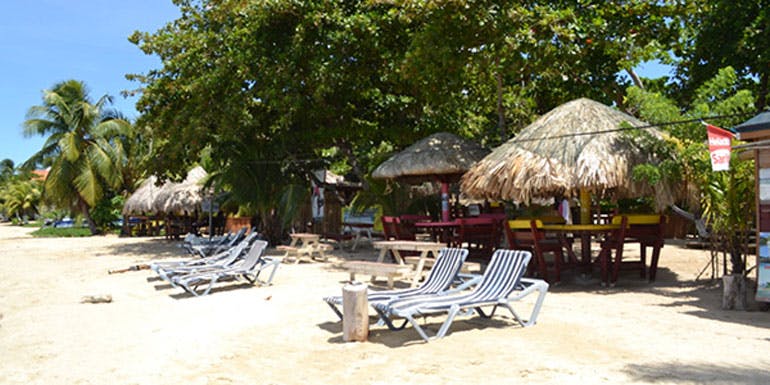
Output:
598 246 610 286
536 253 549 283
326 301 343 320
552 250 563 283
612 243 625 286
504 278 549 327
435 305 461 340
649 245 662 282
639 245 647 279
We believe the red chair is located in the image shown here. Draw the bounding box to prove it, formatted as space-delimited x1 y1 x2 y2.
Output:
381 216 400 240
452 217 501 260
611 214 665 282
505 219 568 283
381 216 418 259
597 216 628 286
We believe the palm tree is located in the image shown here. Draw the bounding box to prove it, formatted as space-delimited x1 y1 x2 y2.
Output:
23 80 130 234
0 159 14 183
0 178 42 221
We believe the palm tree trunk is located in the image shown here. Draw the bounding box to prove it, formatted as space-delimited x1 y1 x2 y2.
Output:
78 197 99 235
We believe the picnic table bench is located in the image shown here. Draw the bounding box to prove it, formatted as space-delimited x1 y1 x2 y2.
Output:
342 261 414 289
278 233 333 264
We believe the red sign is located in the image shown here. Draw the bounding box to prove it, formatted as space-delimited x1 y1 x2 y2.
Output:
706 124 733 171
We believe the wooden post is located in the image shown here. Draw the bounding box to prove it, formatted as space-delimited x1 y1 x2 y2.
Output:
579 189 591 225
342 282 369 342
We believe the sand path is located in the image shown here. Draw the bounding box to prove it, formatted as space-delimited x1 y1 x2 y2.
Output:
0 224 768 384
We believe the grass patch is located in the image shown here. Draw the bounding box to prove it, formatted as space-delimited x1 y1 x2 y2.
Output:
31 227 93 237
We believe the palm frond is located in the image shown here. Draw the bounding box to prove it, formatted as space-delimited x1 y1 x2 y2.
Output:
58 132 81 162
73 161 102 207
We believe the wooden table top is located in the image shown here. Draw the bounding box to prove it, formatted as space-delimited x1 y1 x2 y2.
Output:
372 240 444 251
289 233 320 240
414 220 459 228
540 224 620 232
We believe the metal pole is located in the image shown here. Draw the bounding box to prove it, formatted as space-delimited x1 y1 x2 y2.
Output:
208 193 213 240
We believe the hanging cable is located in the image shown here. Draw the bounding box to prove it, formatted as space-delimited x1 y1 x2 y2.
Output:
511 111 756 143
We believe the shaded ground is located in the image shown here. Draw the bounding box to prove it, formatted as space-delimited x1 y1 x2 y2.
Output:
0 224 768 385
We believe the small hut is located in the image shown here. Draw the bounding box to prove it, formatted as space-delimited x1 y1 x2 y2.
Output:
122 166 209 237
372 132 489 221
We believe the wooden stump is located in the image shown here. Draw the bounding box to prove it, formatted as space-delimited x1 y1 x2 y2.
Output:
722 274 748 310
342 282 369 342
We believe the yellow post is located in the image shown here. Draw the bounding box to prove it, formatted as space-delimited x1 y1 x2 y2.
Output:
580 189 591 225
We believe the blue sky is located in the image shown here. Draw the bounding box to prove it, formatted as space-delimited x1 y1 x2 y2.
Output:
0 0 179 166
0 2 674 167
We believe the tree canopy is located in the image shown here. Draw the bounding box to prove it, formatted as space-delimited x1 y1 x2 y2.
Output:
128 0 686 215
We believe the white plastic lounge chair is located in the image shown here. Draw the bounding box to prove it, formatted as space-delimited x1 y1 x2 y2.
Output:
171 240 278 296
323 248 472 320
373 249 548 342
159 231 258 271
190 227 248 257
154 232 259 282
180 232 232 254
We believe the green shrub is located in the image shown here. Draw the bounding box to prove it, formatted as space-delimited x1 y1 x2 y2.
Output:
31 227 92 237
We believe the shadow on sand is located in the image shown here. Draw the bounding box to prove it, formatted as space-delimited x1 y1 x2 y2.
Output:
622 362 770 385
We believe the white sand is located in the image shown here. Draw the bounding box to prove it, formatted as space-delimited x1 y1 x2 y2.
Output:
1 223 768 385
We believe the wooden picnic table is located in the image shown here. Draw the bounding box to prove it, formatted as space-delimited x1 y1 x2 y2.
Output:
372 240 445 287
539 224 621 267
414 220 459 245
342 222 375 251
278 233 331 263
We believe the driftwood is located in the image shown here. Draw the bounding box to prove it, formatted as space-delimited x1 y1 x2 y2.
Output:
80 295 113 304
108 264 150 274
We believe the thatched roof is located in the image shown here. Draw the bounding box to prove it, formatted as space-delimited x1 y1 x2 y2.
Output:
372 132 489 184
122 167 208 216
122 176 166 215
156 166 208 215
461 98 674 209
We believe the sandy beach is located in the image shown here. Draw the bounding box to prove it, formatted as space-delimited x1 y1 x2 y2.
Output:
1 223 768 385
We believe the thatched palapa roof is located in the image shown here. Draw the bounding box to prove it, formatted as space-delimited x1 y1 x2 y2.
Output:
122 176 165 215
122 167 208 216
461 98 673 208
372 132 489 183
156 166 208 215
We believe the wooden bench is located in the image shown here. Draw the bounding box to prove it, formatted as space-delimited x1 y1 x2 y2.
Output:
278 243 333 264
342 261 414 289
402 256 482 274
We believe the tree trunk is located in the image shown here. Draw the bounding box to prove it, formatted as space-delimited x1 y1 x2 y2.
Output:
339 142 368 191
121 214 131 237
78 197 99 235
495 57 506 142
626 68 644 89
722 274 748 310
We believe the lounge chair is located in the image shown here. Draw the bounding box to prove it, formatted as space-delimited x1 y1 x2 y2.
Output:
179 231 231 254
190 227 248 257
373 249 548 342
171 240 278 296
154 232 260 282
323 247 472 320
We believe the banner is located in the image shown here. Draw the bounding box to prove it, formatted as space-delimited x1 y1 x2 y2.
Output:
706 124 734 171
311 180 324 220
